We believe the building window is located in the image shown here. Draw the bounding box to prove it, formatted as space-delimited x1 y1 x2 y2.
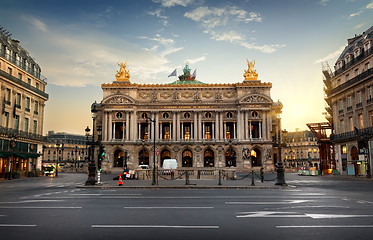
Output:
28 78 31 85
24 118 29 132
346 74 349 81
8 67 12 75
347 95 352 108
18 73 22 80
25 97 30 112
16 93 21 108
141 112 148 119
357 91 362 104
355 69 359 77
14 115 19 131
163 112 170 119
339 99 344 111
183 112 190 119
204 112 212 119
369 87 373 100
36 83 39 89
3 112 9 128
33 120 37 134
365 62 370 71
34 101 39 114
5 88 11 104
349 117 353 132
359 114 364 129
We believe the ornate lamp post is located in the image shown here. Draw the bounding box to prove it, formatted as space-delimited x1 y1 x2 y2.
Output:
272 129 287 186
145 116 157 185
85 102 99 185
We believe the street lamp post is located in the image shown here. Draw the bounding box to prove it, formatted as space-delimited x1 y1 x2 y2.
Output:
146 116 157 185
272 129 287 186
8 137 16 180
85 103 99 185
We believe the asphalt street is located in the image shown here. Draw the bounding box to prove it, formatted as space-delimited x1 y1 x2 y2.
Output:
0 173 372 240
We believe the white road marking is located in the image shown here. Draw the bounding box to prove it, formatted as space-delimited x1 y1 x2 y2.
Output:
0 206 82 209
277 225 373 228
0 224 36 227
305 214 373 219
123 206 214 209
237 211 373 219
91 225 219 229
0 200 65 204
226 200 312 205
70 193 142 196
356 200 373 204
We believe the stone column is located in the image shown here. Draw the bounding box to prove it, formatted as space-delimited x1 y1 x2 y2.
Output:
102 111 107 141
233 121 236 140
176 112 180 141
223 122 226 140
126 112 130 141
155 113 159 141
138 122 141 140
244 111 248 140
249 121 252 139
259 121 262 139
219 112 224 141
181 122 184 140
160 122 163 140
202 122 205 140
172 112 176 141
108 113 112 141
215 112 219 140
198 112 202 140
194 113 198 140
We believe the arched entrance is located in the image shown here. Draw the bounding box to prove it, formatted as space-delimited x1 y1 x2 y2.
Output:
138 149 149 166
182 149 193 167
251 148 261 167
160 149 171 167
225 148 237 167
351 146 359 176
204 149 214 167
114 149 124 167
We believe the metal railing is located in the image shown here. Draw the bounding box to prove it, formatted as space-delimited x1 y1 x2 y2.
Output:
0 69 49 99
330 126 373 142
0 126 46 142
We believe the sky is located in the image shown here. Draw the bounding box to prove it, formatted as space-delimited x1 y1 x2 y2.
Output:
0 0 372 135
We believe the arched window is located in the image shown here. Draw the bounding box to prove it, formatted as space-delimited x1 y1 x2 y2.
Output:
114 149 124 167
138 149 149 166
160 149 171 167
204 149 214 167
251 148 261 167
225 148 236 167
182 149 193 167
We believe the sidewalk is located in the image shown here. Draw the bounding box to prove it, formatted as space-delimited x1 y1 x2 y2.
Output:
79 172 285 189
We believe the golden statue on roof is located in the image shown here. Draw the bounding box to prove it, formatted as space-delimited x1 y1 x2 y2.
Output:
115 60 130 81
243 58 258 81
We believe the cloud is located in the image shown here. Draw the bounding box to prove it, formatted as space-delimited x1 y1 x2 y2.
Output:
315 45 346 64
186 56 206 64
367 2 373 8
354 23 365 29
23 16 47 32
349 10 362 18
317 0 330 6
184 5 283 53
148 9 168 26
153 0 193 7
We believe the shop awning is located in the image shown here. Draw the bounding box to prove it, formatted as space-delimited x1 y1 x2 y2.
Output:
13 153 41 159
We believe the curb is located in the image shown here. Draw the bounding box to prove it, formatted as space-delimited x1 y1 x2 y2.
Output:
76 184 287 189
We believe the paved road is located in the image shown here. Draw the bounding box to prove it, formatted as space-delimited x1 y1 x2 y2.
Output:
0 173 373 240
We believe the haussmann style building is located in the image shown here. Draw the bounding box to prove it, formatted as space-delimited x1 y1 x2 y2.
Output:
93 59 283 175
324 26 373 177
0 28 48 178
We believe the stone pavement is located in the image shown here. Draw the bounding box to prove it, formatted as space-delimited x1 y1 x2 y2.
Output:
81 172 284 189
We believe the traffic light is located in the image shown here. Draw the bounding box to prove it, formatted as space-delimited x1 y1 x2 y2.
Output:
98 145 105 171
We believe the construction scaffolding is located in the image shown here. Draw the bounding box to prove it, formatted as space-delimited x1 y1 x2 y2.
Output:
306 122 336 175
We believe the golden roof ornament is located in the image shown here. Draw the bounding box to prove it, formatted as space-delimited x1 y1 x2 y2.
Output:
115 60 130 81
243 58 259 81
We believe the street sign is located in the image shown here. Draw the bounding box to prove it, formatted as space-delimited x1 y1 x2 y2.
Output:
156 147 160 156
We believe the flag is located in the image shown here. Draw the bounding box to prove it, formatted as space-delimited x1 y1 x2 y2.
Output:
192 69 196 78
168 69 177 77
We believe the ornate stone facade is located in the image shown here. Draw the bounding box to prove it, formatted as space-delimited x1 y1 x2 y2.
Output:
95 61 282 173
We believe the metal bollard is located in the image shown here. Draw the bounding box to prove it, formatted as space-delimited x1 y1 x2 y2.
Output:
185 171 190 185
218 170 222 185
251 170 255 186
